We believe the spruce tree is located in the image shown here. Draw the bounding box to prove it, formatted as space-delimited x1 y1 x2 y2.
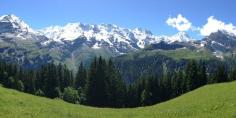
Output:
85 57 97 106
106 59 126 107
75 62 87 89
198 62 207 86
215 64 228 83
185 60 198 91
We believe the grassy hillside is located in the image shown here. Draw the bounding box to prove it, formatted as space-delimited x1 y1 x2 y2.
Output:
1 82 236 118
116 48 215 61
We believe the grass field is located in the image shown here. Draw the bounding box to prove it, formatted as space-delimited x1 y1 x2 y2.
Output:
1 82 236 118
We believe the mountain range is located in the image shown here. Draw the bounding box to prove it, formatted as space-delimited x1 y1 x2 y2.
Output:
1 14 236 70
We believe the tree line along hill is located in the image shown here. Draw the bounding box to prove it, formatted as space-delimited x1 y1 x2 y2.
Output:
0 56 236 108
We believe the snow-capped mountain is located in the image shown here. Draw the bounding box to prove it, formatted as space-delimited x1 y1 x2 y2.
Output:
0 14 199 69
0 14 47 41
202 30 236 52
0 14 196 52
168 32 193 42
40 22 194 53
2 14 236 75
0 14 35 34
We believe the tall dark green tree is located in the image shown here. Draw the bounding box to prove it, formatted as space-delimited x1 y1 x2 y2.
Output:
24 70 36 94
185 60 198 91
75 62 87 89
214 64 228 83
106 59 126 107
198 62 207 86
85 57 98 106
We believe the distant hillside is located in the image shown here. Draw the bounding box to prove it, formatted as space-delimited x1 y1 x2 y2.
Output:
114 48 220 82
1 81 236 118
2 14 236 72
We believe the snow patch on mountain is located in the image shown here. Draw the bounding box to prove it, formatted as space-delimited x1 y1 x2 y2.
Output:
169 32 193 42
40 22 194 50
0 14 196 54
92 43 101 49
0 14 35 33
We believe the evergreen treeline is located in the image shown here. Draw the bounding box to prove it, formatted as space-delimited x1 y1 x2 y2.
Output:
0 57 126 107
0 58 236 108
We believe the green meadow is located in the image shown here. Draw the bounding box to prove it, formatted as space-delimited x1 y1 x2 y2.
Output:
1 81 236 118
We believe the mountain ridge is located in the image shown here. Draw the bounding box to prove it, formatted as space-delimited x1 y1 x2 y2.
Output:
1 14 236 71
0 14 195 52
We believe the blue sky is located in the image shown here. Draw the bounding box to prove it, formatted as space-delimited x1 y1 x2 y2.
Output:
0 0 236 39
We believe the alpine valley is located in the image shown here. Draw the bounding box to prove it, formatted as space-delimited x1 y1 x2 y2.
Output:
1 14 236 82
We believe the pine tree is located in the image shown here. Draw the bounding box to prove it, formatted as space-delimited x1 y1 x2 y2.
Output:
161 63 171 100
177 70 186 94
85 57 97 106
228 68 236 81
140 89 148 106
25 70 36 94
94 57 109 106
198 62 207 86
57 63 64 91
171 71 178 97
126 84 139 107
75 62 87 89
215 64 228 83
106 59 126 107
185 60 198 91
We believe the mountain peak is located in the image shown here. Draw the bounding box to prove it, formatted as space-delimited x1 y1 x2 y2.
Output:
0 14 20 21
202 29 236 53
165 32 193 43
217 30 236 37
0 14 35 33
207 30 236 40
0 14 196 54
133 28 152 35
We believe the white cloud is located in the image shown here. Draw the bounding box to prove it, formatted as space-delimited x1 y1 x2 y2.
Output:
200 16 236 36
166 14 192 32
